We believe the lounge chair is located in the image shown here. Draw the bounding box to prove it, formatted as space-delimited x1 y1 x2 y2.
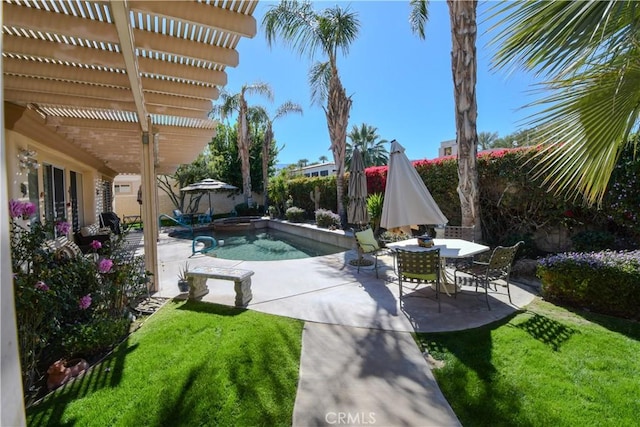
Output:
99 212 122 235
198 208 213 224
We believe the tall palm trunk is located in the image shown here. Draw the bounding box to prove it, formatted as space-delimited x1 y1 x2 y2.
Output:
448 0 481 240
325 67 351 226
238 96 252 204
262 125 274 210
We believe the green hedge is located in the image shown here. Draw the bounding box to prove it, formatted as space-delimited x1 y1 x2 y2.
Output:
283 145 640 253
287 176 337 219
537 250 640 320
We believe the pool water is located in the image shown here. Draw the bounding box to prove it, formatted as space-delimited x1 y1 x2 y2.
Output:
173 228 345 261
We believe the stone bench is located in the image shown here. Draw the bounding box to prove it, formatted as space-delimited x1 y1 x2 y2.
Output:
186 266 254 307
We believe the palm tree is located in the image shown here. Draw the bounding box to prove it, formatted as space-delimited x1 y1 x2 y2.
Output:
478 131 498 151
490 1 640 206
297 159 309 168
264 1 360 226
211 82 273 205
411 0 481 239
252 102 303 210
319 155 328 163
346 123 389 167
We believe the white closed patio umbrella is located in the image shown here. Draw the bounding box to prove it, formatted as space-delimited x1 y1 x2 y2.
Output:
380 140 448 233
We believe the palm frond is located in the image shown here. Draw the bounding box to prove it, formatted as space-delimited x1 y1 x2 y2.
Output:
247 105 269 124
409 0 429 40
274 101 303 120
318 5 360 59
489 0 640 79
243 82 274 102
309 61 331 106
526 59 640 205
263 1 323 60
210 90 240 120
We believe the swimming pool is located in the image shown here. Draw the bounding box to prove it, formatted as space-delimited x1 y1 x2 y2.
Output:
171 228 345 261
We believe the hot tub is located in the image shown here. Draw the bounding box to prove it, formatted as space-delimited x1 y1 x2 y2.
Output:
212 216 267 231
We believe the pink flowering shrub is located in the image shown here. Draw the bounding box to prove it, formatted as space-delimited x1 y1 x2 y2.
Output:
79 294 92 310
8 200 151 399
98 258 113 274
55 220 71 235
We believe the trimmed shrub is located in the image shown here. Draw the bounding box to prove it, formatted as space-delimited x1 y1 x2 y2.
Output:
571 230 616 252
285 207 305 223
315 209 341 229
287 176 337 214
234 202 262 216
537 250 640 319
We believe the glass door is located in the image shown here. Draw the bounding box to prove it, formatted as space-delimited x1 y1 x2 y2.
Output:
43 164 66 225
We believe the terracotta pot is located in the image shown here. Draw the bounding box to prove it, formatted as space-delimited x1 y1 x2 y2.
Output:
47 358 88 391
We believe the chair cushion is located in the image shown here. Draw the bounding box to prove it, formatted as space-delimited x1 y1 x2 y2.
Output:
80 223 101 237
355 228 379 252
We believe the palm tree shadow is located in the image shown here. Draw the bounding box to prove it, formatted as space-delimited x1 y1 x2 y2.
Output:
514 313 578 351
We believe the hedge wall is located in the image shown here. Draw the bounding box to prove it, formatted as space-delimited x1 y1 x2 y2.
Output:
284 146 639 253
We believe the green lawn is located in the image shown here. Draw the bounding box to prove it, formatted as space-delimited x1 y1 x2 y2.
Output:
27 300 303 427
415 298 640 427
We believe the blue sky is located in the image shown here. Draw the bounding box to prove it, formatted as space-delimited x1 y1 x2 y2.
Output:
222 1 542 164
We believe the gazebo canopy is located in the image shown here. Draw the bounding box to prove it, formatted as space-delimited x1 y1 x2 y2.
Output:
3 0 258 175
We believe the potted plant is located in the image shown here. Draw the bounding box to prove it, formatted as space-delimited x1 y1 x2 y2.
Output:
177 262 190 293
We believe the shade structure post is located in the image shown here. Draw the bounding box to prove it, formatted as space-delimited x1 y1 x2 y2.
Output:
141 120 159 292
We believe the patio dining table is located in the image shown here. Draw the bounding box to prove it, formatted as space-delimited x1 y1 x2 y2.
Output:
385 238 490 294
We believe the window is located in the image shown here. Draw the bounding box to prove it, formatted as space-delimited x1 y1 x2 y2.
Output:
311 172 319 177
114 184 132 194
320 170 329 177
444 147 452 156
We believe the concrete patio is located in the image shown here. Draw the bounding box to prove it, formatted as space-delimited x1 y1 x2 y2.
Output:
130 228 537 426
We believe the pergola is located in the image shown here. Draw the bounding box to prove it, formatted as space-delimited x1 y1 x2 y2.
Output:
2 0 258 291
2 1 259 420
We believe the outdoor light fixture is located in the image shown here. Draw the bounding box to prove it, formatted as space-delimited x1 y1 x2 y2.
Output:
17 148 39 172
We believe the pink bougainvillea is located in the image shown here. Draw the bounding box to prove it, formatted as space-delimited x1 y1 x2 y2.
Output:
90 240 102 250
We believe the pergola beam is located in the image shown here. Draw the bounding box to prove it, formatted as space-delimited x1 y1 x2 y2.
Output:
110 0 148 132
129 0 257 39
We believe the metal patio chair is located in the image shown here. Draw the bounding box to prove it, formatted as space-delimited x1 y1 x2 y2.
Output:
396 248 441 313
454 241 524 310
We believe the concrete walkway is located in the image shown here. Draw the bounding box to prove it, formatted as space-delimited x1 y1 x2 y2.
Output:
293 323 460 426
141 230 537 426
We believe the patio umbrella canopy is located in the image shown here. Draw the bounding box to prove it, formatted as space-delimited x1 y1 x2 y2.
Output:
380 140 448 232
347 148 370 226
180 178 238 213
